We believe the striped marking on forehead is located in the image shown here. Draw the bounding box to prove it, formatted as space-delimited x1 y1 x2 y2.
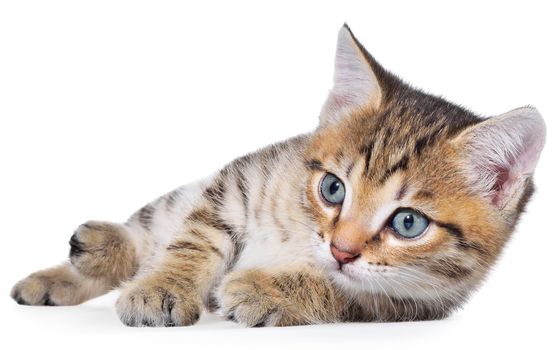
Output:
360 140 410 182
357 115 453 181
379 154 409 183
360 142 375 176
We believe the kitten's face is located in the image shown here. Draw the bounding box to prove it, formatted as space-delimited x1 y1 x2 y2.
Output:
304 25 545 310
305 107 500 302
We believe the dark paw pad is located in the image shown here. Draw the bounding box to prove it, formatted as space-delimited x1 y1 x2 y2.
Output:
11 290 27 305
11 285 58 306
69 233 85 257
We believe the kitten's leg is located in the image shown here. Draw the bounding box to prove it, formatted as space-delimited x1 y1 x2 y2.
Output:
217 267 345 327
11 221 137 306
115 205 235 327
10 262 112 306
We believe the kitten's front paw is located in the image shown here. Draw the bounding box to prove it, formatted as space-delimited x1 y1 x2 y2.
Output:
116 280 202 327
218 270 286 327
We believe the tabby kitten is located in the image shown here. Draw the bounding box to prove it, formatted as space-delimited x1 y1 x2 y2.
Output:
11 25 546 327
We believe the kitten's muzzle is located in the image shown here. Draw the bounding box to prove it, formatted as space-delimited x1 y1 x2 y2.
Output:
330 243 361 265
329 219 368 265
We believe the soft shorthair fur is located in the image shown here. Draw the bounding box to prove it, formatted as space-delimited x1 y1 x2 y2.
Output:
11 25 546 327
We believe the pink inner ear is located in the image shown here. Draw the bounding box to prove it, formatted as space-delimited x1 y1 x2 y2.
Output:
463 107 546 208
489 133 544 208
491 140 537 207
491 165 515 206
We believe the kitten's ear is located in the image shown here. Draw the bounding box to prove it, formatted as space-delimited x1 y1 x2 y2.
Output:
320 25 383 126
454 106 546 209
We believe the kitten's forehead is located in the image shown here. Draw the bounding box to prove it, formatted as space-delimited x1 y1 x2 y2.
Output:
333 92 482 182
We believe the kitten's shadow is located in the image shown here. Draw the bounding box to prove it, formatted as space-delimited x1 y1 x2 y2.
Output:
14 291 459 339
67 292 240 332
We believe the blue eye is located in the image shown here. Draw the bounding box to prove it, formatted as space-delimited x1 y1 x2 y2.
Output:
320 173 345 205
391 209 429 239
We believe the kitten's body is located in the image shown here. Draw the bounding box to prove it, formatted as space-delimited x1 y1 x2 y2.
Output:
128 135 315 283
11 26 546 327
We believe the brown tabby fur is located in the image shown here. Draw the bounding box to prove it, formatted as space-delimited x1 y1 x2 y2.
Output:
11 25 544 327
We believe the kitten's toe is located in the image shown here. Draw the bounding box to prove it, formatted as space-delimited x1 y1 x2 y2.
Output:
10 278 50 305
225 301 282 328
218 272 285 327
116 280 201 327
69 221 136 282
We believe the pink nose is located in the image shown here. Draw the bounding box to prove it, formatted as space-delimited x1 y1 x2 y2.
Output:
330 244 361 265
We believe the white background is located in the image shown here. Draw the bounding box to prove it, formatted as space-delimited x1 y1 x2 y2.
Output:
1 1 558 349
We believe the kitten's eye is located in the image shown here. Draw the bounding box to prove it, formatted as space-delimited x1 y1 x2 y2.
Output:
320 173 345 205
390 209 429 239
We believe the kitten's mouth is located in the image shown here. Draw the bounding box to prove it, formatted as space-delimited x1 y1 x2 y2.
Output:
332 259 392 280
337 265 354 277
336 263 357 278
331 264 363 285
333 261 358 279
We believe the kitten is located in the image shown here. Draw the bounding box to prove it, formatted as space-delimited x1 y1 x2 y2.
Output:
11 24 546 327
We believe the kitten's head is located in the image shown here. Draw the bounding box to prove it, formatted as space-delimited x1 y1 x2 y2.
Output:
305 25 546 319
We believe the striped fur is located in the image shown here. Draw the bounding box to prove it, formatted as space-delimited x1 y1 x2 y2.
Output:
11 25 545 327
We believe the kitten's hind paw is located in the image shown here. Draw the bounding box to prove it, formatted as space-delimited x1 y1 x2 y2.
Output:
11 277 58 306
10 263 99 306
69 221 136 283
116 279 202 327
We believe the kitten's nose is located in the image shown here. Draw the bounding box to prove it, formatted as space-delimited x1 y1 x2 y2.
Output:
330 243 361 265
